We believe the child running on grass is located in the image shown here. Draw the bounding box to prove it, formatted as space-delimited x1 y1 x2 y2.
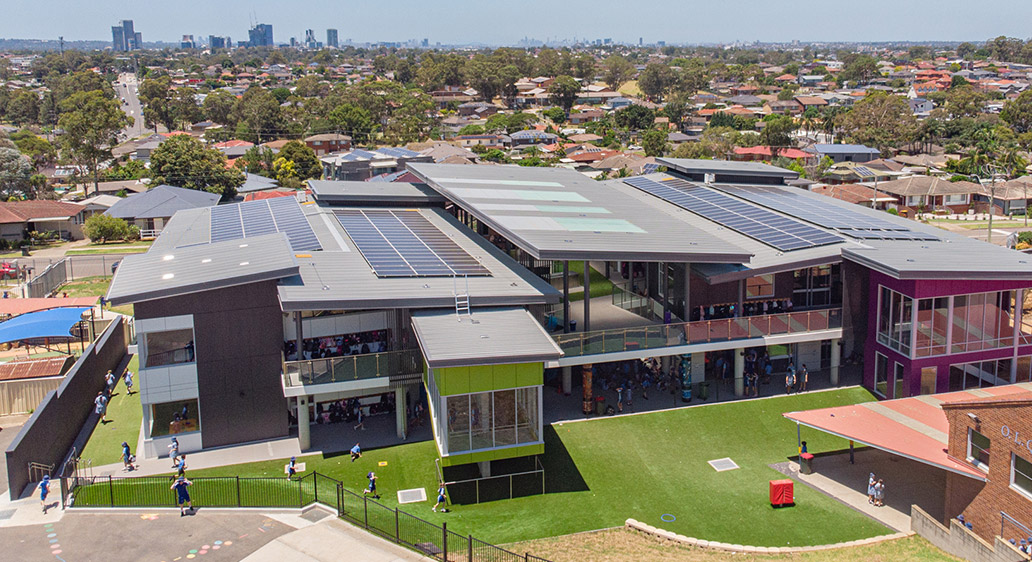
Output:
363 472 379 499
432 482 447 512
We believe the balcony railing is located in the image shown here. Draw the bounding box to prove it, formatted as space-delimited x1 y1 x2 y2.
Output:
282 349 423 388
553 308 842 359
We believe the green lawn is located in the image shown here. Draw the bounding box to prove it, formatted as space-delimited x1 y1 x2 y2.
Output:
66 248 149 256
80 356 141 465
58 275 133 316
84 387 887 547
552 262 616 302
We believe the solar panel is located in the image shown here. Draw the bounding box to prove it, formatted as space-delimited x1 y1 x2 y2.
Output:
335 209 490 278
623 176 843 252
207 197 322 252
641 163 661 175
711 184 939 242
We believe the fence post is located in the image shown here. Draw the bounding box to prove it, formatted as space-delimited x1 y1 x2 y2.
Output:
314 472 318 505
468 534 473 562
363 496 368 529
108 475 113 507
236 476 241 507
443 521 448 562
395 507 400 542
336 482 343 518
298 476 303 507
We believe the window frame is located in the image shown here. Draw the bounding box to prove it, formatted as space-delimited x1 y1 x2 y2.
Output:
1011 452 1032 501
967 427 990 472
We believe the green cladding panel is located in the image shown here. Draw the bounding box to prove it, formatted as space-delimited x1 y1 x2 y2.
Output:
436 362 542 396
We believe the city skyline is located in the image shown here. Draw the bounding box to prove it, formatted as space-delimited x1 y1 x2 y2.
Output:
2 0 1032 46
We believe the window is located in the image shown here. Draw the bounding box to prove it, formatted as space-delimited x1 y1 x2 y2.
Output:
951 291 1016 353
877 287 913 356
949 358 1013 391
920 367 937 395
444 387 541 455
151 399 199 437
874 353 888 397
746 275 774 299
144 329 195 368
893 362 906 398
967 428 990 471
1013 454 1032 499
945 194 968 205
914 297 949 357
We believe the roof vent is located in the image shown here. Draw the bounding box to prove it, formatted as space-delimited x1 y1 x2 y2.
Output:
906 258 916 262
162 273 174 280
162 254 175 261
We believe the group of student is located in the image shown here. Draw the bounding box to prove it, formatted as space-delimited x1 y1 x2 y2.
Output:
94 368 135 424
867 473 886 507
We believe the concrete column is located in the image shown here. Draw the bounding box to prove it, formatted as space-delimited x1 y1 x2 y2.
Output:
297 396 310 451
734 350 745 397
395 385 407 440
478 461 491 478
691 353 705 380
561 366 572 395
563 261 570 333
582 364 593 414
737 280 745 317
661 355 670 374
583 261 591 334
830 338 841 386
294 311 303 359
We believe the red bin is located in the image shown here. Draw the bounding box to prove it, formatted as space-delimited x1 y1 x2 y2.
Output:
770 479 794 507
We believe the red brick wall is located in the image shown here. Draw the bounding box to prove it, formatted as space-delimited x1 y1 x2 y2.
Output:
943 402 1032 542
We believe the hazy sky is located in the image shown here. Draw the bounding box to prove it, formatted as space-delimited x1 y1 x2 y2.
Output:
3 0 1031 45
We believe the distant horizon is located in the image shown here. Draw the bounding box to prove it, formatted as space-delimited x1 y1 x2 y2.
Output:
2 0 1031 47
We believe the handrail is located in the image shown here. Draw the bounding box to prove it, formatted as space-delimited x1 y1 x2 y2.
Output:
282 348 423 387
553 308 842 358
1002 510 1032 540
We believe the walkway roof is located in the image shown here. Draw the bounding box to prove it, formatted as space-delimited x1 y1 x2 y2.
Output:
407 163 753 263
308 180 445 206
0 307 90 343
784 383 1032 482
411 307 563 368
0 297 98 318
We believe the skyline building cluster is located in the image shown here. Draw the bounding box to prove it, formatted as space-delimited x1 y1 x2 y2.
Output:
111 19 141 51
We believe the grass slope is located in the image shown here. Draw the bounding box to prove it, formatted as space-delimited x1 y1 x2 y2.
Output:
59 275 133 316
80 356 141 466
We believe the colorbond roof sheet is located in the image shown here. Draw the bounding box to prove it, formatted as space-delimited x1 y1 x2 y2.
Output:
411 307 563 368
308 180 446 205
407 163 753 263
783 384 1032 481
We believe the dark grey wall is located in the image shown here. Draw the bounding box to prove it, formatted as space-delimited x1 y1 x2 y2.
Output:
135 280 287 449
5 317 127 499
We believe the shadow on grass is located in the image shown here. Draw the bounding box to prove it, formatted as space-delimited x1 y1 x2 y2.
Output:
542 425 588 494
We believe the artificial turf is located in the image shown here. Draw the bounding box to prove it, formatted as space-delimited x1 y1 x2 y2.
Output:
79 356 141 466
76 387 888 547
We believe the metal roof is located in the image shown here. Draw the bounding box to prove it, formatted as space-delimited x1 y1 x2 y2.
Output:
843 238 1032 280
811 144 881 154
106 233 299 305
411 307 563 368
277 207 560 311
105 185 221 220
657 158 800 180
407 163 753 263
308 180 445 206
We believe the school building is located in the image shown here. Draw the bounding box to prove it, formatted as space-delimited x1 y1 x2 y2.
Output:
105 158 1032 479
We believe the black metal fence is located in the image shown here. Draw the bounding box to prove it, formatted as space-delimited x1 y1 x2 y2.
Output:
69 471 551 562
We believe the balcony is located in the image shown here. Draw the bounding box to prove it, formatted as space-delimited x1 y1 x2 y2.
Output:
282 349 423 393
553 308 842 361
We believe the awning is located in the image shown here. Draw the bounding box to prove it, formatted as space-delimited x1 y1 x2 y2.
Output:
0 297 98 318
0 307 91 343
783 384 1032 481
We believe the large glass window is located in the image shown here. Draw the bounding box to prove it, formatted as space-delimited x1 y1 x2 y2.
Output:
949 357 1016 391
144 329 195 368
967 428 990 471
893 362 906 398
915 297 949 357
746 275 774 299
445 387 541 455
1013 454 1032 499
877 287 913 355
151 399 199 437
792 264 840 309
874 353 888 397
952 291 1016 353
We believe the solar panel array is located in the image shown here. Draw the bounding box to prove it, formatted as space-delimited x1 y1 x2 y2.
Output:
623 176 843 252
712 184 940 242
641 163 661 175
335 209 490 277
209 196 322 252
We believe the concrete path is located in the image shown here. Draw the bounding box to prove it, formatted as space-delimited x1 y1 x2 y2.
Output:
93 436 304 478
242 516 435 562
0 414 29 496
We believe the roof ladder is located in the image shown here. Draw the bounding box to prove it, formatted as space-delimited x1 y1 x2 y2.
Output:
454 275 471 320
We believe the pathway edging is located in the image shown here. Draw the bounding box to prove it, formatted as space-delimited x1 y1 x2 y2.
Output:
625 518 913 554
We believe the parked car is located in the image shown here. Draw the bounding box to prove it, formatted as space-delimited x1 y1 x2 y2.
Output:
0 261 18 280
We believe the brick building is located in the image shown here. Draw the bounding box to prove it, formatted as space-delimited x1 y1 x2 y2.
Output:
942 391 1032 543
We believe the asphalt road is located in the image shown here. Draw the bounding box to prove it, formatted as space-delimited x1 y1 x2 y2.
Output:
115 73 145 140
0 511 291 561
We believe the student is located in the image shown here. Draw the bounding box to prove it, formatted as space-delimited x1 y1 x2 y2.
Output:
616 385 624 413
104 371 116 392
800 441 808 454
168 438 180 468
121 442 134 471
350 443 362 462
353 407 365 431
785 363 796 395
363 471 379 499
38 475 51 513
95 392 108 423
176 454 187 477
432 482 447 512
287 456 297 480
874 479 885 507
123 370 134 395
800 364 809 392
171 476 193 516
867 473 876 505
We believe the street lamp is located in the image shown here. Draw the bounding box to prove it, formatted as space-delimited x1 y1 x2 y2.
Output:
978 164 1003 245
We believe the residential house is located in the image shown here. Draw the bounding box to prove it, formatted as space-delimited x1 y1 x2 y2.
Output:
305 133 353 157
78 194 123 218
822 162 896 184
794 96 829 112
732 146 815 162
457 101 499 118
875 175 982 214
105 184 221 235
320 147 433 181
908 98 934 116
976 177 1032 215
764 100 803 116
91 180 149 197
808 144 881 163
569 110 604 125
810 183 899 210
0 200 87 241
454 134 508 150
726 94 763 107
236 173 281 196
509 130 558 147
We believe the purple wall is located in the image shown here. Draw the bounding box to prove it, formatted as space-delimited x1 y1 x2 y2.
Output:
864 269 1032 398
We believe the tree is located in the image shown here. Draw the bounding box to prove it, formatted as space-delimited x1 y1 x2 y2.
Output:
614 105 656 131
0 148 32 199
638 63 675 102
836 92 917 153
172 87 201 130
759 115 798 156
58 91 130 194
663 97 690 130
138 76 175 132
10 130 56 172
950 75 970 89
840 55 879 84
542 107 566 125
641 128 667 157
1001 90 1032 133
232 87 282 143
604 55 633 91
148 135 244 200
548 75 581 115
276 140 322 179
202 89 238 125
82 214 130 244
6 90 40 125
